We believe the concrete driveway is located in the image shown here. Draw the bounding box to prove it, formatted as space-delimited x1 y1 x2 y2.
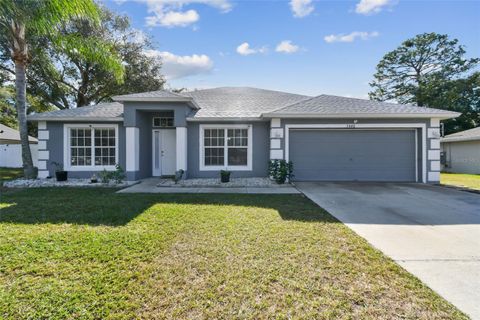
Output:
296 182 480 319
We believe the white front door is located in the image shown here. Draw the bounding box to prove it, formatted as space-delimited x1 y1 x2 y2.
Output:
152 129 176 176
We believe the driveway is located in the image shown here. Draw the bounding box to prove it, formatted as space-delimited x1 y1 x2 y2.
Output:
296 182 480 320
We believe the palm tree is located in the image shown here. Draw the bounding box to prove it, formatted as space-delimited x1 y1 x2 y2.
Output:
0 0 124 178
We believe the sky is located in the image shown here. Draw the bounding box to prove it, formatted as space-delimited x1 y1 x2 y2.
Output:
104 0 480 98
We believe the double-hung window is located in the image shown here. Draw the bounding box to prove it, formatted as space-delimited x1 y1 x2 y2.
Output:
65 124 118 170
200 125 252 171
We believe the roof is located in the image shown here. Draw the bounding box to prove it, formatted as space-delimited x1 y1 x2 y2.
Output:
112 90 199 109
441 126 480 143
181 87 310 118
27 87 460 122
0 124 38 143
263 95 460 119
28 102 124 121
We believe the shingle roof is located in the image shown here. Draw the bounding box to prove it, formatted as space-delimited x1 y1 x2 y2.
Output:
180 87 310 118
113 90 186 100
28 102 123 121
265 94 458 117
441 126 480 143
0 124 38 143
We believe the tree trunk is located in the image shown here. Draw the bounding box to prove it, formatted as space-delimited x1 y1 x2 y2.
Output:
12 21 36 179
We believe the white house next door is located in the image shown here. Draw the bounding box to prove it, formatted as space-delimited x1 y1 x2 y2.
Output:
152 129 176 176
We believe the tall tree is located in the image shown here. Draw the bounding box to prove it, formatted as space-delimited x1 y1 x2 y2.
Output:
369 33 479 106
0 0 124 178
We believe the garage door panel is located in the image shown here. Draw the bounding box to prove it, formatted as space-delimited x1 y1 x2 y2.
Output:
289 130 416 182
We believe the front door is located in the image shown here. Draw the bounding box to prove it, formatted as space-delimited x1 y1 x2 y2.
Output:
152 129 176 176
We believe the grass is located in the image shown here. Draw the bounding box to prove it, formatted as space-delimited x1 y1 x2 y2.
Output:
0 188 467 319
441 172 480 190
0 167 23 183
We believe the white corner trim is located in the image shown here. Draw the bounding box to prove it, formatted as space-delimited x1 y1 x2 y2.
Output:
199 124 253 171
38 121 47 130
427 128 441 139
38 170 49 179
284 123 427 183
176 127 188 171
270 128 284 139
430 160 441 171
428 171 440 182
38 130 49 140
270 149 283 160
270 139 281 149
38 150 49 160
428 149 440 160
271 118 281 128
37 160 47 170
38 140 47 150
430 138 440 150
126 127 139 171
430 118 440 128
63 123 119 172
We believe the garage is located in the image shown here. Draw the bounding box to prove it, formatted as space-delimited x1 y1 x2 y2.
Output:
289 129 417 182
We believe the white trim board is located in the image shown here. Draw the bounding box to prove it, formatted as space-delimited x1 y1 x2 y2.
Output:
63 123 119 172
284 123 427 183
199 124 253 171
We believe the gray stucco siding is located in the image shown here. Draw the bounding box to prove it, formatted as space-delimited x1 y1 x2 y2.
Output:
123 101 191 127
44 121 126 179
187 121 269 178
271 117 440 183
441 140 480 174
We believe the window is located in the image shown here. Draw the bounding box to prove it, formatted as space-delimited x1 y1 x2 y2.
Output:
153 111 174 128
65 124 118 170
200 125 252 171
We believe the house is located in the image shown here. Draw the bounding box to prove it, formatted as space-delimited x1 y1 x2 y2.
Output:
441 126 480 174
0 124 38 168
27 87 459 183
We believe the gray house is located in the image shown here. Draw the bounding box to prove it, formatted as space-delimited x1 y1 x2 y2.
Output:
28 87 459 183
441 127 480 174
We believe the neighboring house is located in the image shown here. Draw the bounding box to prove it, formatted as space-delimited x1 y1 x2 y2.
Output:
27 87 459 183
441 126 480 174
0 124 39 168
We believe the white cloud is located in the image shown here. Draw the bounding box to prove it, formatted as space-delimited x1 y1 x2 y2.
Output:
146 9 199 27
141 0 232 28
275 40 300 54
289 0 314 18
130 29 149 44
324 31 380 43
355 0 393 15
236 42 268 56
145 50 214 80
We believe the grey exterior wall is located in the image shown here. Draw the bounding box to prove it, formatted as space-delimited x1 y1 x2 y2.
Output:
441 140 480 174
269 117 442 183
40 121 126 179
187 121 270 179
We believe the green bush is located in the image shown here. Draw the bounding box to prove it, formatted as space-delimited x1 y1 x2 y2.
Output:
268 160 293 184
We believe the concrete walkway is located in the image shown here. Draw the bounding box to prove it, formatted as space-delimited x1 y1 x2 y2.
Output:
296 182 480 320
117 178 300 194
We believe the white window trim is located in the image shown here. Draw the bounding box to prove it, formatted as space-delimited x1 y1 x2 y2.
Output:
199 124 253 171
63 123 119 171
284 123 427 183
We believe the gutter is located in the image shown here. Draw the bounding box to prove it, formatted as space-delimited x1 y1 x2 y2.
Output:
27 117 124 122
112 96 200 110
261 112 461 120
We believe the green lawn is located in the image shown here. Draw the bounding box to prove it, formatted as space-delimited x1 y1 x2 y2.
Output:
0 167 23 182
0 188 466 319
441 172 480 190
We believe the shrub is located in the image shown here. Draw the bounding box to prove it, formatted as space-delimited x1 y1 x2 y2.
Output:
112 164 125 184
268 160 294 184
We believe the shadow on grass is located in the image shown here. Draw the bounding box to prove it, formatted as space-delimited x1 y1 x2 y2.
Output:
0 187 338 226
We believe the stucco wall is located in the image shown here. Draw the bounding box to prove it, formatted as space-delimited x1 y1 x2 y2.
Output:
441 140 480 174
268 117 441 183
187 121 270 179
38 121 126 179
